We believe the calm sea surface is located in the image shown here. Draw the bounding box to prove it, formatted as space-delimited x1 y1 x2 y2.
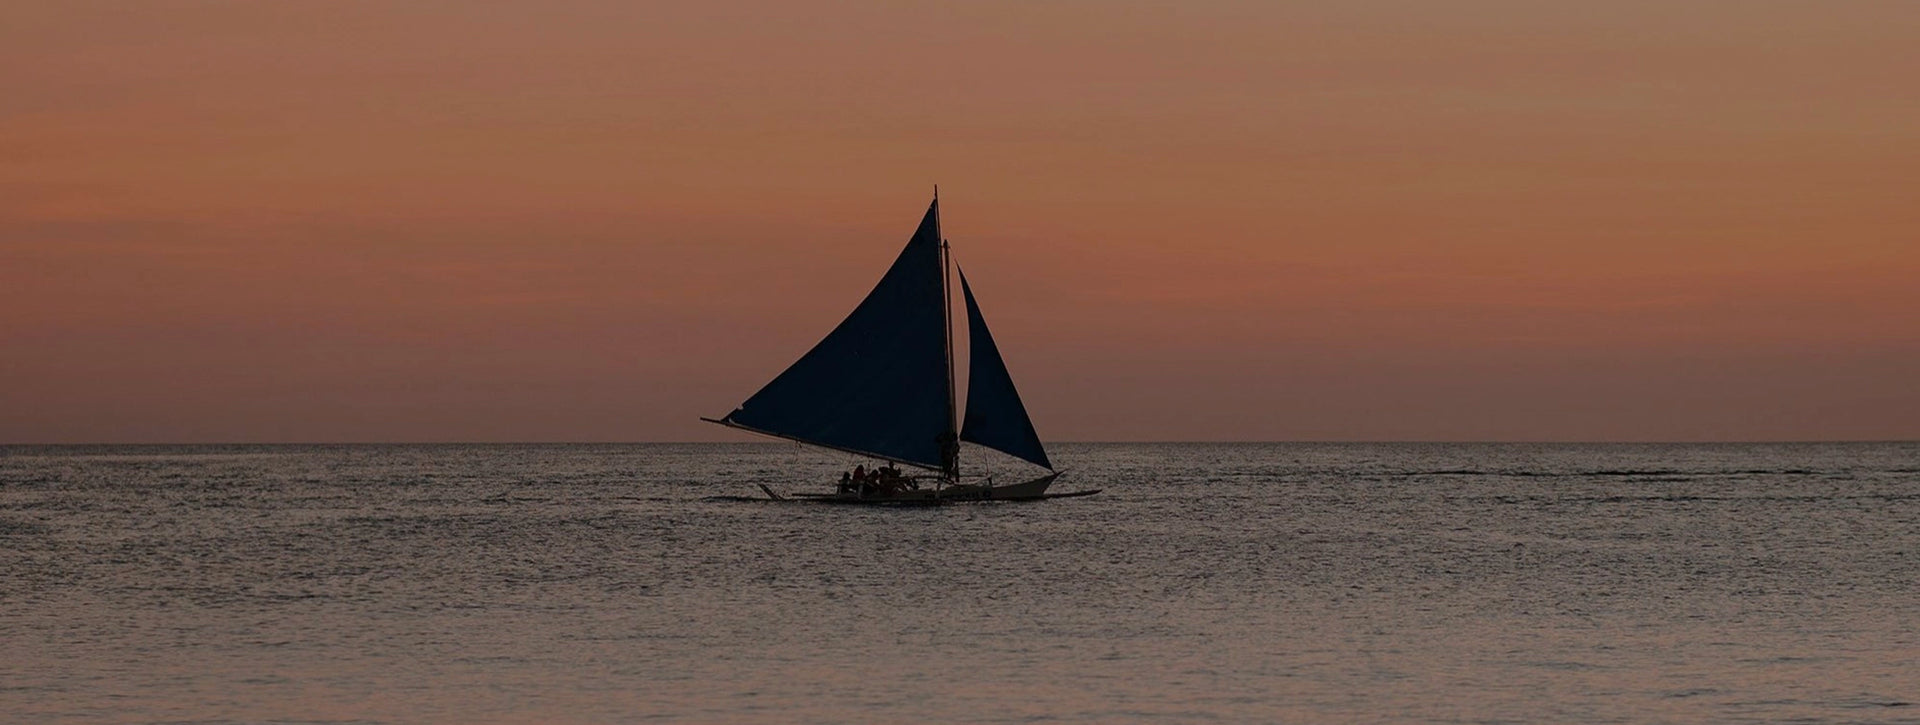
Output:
2 443 1916 724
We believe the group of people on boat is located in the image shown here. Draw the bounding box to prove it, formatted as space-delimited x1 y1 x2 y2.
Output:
838 463 918 497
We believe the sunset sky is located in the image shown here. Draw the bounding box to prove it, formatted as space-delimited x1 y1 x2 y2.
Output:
4 1 1916 443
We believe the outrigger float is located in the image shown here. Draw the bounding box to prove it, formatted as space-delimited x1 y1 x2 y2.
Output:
706 190 1099 505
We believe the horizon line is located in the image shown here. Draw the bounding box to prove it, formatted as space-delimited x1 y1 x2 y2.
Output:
3 439 1915 447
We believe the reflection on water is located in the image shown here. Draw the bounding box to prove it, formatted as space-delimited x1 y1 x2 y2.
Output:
2 443 1916 723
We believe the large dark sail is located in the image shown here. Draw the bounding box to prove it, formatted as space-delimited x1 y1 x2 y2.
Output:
958 269 1052 470
715 201 953 469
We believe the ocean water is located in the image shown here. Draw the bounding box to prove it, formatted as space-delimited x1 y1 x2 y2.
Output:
2 442 1916 724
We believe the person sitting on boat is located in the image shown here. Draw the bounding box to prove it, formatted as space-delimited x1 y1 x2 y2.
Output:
852 464 867 483
838 471 853 494
865 464 913 491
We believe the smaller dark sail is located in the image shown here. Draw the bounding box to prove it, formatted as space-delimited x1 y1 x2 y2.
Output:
958 269 1052 470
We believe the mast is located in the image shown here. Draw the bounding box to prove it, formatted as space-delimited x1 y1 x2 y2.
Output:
937 186 960 480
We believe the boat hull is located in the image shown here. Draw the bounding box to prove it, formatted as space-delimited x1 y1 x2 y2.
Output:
935 472 1057 501
769 473 1094 504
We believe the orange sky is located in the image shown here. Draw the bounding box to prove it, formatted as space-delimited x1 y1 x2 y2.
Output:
3 0 1916 443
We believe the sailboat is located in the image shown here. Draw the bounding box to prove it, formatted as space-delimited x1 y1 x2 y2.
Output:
704 193 1099 504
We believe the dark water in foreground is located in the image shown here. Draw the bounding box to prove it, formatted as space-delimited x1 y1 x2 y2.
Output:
2 442 1916 724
